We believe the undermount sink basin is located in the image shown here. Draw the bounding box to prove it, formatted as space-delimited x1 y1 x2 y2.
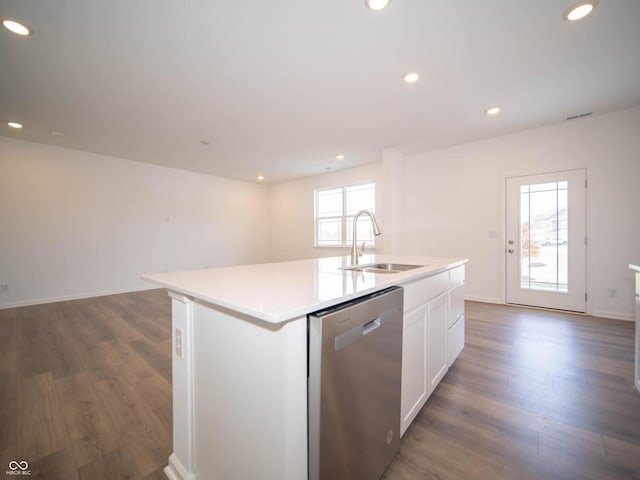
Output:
342 263 425 274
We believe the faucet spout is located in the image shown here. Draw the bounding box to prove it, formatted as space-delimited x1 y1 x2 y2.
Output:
351 210 381 266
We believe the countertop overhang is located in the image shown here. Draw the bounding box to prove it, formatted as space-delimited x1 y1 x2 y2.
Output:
142 255 468 324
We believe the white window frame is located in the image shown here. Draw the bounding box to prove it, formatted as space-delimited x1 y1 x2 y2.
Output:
314 181 376 248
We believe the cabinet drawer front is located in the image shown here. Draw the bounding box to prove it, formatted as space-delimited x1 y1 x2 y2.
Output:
403 271 449 312
447 315 465 367
449 265 465 286
448 282 465 328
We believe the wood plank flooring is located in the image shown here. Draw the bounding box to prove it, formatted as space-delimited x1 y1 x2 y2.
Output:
385 302 640 480
1 292 639 479
0 289 172 479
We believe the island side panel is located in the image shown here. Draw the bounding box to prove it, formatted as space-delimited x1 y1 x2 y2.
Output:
163 292 196 480
192 302 308 480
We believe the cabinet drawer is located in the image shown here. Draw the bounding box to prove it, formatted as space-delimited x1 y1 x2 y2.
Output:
449 265 465 287
403 271 449 312
447 315 464 367
448 282 465 328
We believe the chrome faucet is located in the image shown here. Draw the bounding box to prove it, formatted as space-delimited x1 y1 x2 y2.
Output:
351 210 381 266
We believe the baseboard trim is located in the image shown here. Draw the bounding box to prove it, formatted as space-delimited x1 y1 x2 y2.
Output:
464 295 503 304
464 298 634 322
591 309 635 322
0 285 161 310
164 454 195 480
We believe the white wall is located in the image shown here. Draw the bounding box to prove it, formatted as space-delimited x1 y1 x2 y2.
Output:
0 137 269 308
268 163 383 261
4 107 639 318
392 106 640 320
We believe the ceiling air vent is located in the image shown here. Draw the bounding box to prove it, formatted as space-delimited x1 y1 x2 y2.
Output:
566 112 592 121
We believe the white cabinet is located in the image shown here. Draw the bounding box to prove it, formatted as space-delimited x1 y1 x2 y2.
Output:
400 303 428 434
447 315 465 367
427 292 448 393
448 280 465 328
447 280 465 367
400 265 465 436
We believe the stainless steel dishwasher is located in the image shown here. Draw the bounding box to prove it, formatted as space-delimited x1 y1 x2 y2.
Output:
308 286 403 480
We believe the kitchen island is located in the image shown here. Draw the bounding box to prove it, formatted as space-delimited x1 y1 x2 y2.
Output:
143 254 467 480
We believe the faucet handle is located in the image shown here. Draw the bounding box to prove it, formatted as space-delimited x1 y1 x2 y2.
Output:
359 241 366 257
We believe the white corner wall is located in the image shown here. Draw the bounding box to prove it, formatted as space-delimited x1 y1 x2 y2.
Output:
268 163 383 262
393 106 640 320
0 137 269 308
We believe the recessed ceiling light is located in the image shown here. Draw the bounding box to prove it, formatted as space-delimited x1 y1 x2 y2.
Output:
365 0 391 11
403 72 419 84
485 106 501 115
51 131 64 137
563 1 598 21
257 175 265 181
7 121 23 129
336 154 345 161
2 19 31 36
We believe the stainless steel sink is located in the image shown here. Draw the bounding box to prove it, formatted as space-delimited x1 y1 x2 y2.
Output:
342 263 425 274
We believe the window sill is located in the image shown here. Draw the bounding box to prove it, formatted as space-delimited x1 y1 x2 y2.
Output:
313 244 378 250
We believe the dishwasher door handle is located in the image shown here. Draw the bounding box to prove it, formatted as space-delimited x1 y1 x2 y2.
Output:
334 316 384 350
362 317 382 336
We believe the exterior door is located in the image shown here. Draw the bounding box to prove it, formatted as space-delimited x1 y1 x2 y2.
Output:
506 169 587 312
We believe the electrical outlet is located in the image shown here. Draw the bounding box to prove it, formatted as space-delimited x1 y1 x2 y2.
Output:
0 283 8 293
175 327 183 358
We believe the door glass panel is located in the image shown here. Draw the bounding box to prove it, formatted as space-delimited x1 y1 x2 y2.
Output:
520 181 569 292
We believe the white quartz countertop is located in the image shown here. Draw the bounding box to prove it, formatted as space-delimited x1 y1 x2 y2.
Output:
142 255 467 324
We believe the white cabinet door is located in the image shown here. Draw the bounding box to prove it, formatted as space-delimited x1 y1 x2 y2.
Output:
400 304 427 436
427 292 448 396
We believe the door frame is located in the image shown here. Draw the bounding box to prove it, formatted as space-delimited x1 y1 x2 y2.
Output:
500 168 591 314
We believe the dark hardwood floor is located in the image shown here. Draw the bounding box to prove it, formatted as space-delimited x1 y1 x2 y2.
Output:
1 292 639 479
0 289 172 479
385 302 640 480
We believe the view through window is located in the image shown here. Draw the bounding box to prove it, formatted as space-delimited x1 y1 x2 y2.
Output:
520 181 568 292
315 182 375 246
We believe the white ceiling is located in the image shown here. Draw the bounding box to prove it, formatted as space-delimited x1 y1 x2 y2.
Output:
1 0 639 184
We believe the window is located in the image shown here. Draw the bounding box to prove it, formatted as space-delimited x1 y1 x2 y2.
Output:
314 182 376 247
